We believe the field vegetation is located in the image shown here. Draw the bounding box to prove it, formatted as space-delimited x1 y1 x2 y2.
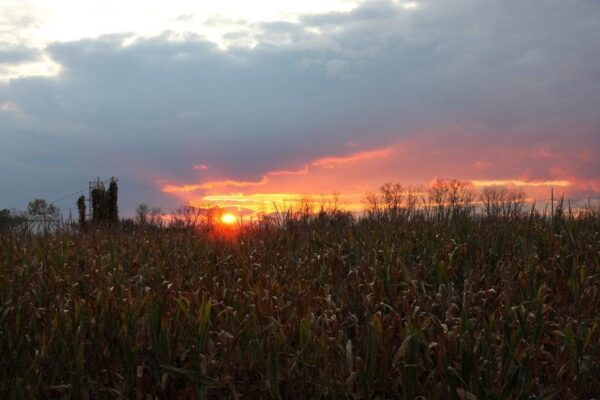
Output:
1 181 599 399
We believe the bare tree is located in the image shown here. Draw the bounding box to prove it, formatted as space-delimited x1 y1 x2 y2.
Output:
427 179 474 221
365 191 381 218
149 207 163 227
380 183 404 218
481 186 525 218
136 203 150 225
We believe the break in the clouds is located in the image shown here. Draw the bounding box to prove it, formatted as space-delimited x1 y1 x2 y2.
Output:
1 0 599 215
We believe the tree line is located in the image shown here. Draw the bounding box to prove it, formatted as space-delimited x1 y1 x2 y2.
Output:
0 177 119 231
2 178 597 232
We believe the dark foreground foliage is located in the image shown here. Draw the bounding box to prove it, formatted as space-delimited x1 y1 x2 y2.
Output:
1 206 599 399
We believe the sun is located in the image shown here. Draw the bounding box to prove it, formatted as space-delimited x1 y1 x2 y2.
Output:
220 212 237 225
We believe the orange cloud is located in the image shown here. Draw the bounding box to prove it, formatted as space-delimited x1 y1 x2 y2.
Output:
471 179 571 188
268 147 392 175
473 161 491 169
164 147 393 194
164 176 269 192
159 146 395 215
194 193 365 216
561 178 600 195
157 129 600 218
311 148 392 168
202 193 305 204
268 166 310 176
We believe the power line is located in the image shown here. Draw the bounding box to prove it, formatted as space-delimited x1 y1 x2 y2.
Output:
47 177 184 214
120 203 181 212
49 189 86 205
49 178 112 205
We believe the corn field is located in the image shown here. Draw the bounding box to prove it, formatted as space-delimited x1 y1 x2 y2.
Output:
1 200 599 399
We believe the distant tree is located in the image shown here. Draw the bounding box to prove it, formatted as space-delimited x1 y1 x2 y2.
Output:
427 179 474 220
120 217 135 232
365 183 420 220
0 209 9 229
27 198 59 217
480 186 525 218
107 178 119 224
173 205 203 228
0 209 26 231
77 195 86 228
149 207 163 226
136 203 150 225
91 179 106 223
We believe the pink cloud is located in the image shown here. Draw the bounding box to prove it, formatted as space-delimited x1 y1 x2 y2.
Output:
268 165 309 176
160 127 600 213
311 148 392 168
164 176 269 193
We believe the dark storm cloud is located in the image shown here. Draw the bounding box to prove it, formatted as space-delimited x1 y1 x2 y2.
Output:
1 0 599 212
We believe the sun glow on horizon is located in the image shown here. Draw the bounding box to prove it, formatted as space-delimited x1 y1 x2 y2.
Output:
220 212 237 225
157 141 600 219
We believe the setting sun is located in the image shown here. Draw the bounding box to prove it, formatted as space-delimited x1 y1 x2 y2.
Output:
220 212 237 225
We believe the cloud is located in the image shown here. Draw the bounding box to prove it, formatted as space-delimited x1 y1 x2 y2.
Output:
0 101 21 113
268 166 310 176
164 176 269 192
1 0 599 213
0 4 39 44
0 46 40 65
311 148 392 168
471 180 571 188
301 1 397 26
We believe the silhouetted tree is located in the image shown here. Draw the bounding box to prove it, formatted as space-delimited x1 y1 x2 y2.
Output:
107 178 119 224
0 209 26 231
149 207 163 226
480 186 525 219
0 209 10 230
136 203 149 225
89 177 119 225
427 179 474 221
27 199 59 217
77 195 86 228
91 179 110 223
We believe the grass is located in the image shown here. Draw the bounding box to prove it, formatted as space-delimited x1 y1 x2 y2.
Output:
1 194 599 398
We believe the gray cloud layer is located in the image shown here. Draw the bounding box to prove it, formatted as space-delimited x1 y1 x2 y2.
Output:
1 0 599 213
0 46 40 64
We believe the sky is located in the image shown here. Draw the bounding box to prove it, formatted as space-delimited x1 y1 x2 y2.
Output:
1 0 599 217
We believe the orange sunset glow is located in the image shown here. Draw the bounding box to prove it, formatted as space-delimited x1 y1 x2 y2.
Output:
159 135 600 218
